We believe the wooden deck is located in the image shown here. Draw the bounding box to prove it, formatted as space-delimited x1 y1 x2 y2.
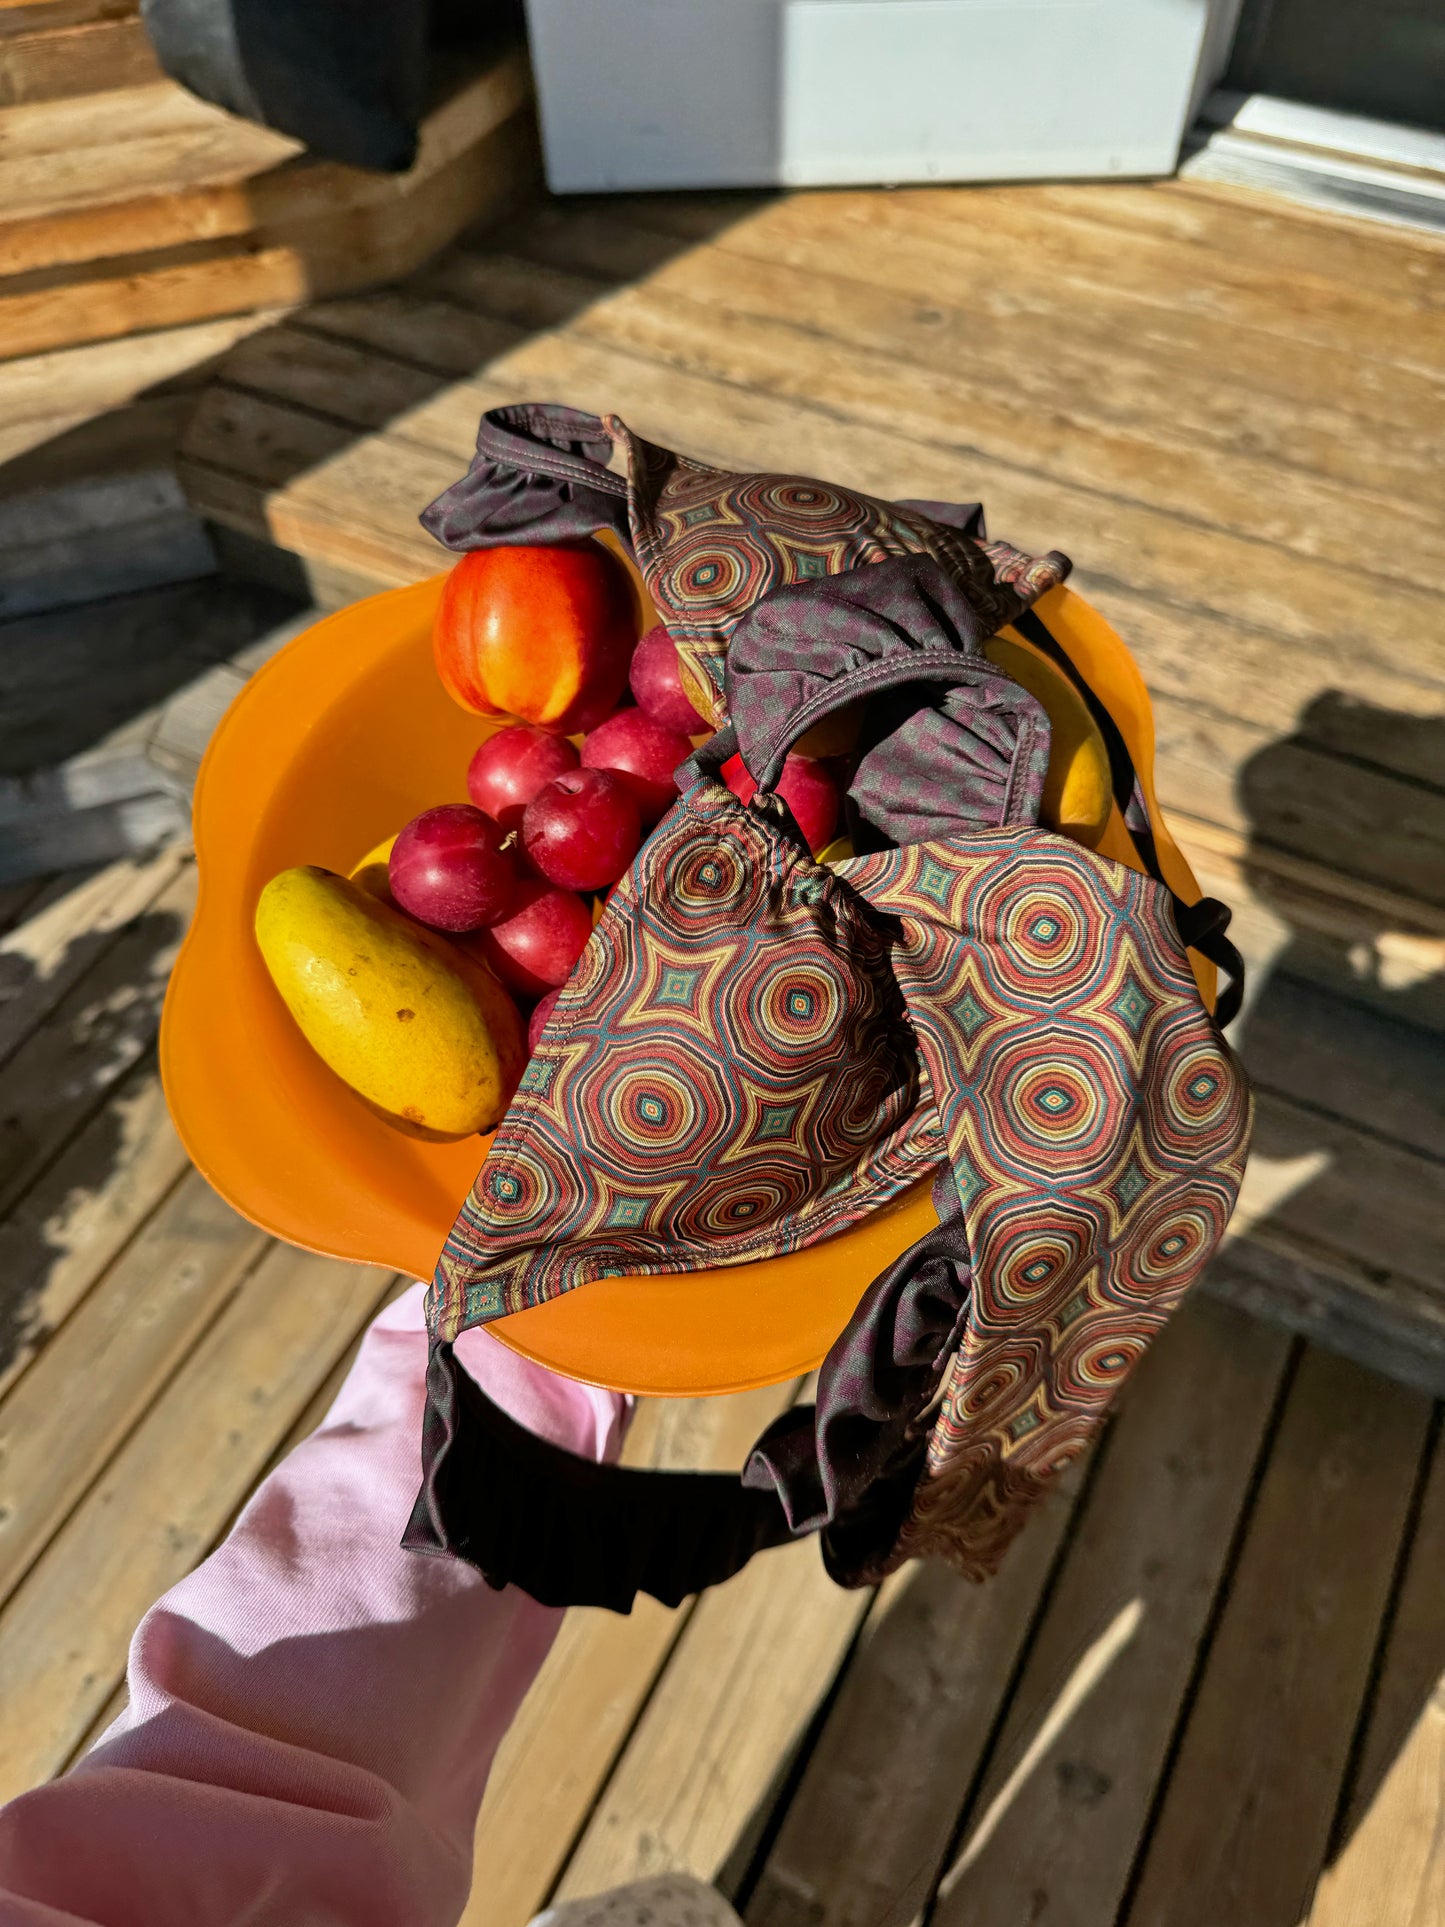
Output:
1 173 1442 1924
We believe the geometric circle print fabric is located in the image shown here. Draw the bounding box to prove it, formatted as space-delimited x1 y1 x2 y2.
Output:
835 830 1252 1580
428 777 945 1341
609 416 1071 723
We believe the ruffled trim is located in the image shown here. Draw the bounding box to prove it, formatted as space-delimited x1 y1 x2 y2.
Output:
419 403 629 553
406 1181 972 1611
724 557 1051 844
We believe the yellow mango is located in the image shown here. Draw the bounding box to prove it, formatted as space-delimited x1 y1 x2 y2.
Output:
983 632 1113 847
817 833 857 868
254 867 525 1140
348 834 396 904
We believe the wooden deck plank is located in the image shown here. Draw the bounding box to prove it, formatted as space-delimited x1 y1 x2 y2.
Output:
441 330 1445 670
0 875 51 937
0 312 284 430
465 1382 803 1927
207 304 1445 694
3 573 301 776
0 1056 190 1403
996 180 1445 304
745 1461 1090 1927
477 257 1445 587
219 322 460 435
55 1274 410 1776
0 50 523 235
189 298 1445 828
1308 1422 1445 1927
181 366 1445 860
0 1165 270 1608
507 198 1445 438
223 240 1445 758
299 290 521 379
0 845 186 1070
0 72 275 161
0 66 535 358
0 90 301 228
551 1537 873 1905
901 189 1443 369
178 393 459 586
1148 693 1445 909
594 178 1445 314
186 344 1441 751
1185 838 1445 1049
440 229 1443 512
0 11 159 107
1206 705 1445 1386
186 228 1445 693
1120 1349 1434 1927
1241 976 1445 1166
697 188 1445 397
929 1298 1293 1927
1234 1090 1445 1304
0 4 142 28
0 860 192 1221
178 380 1445 928
417 248 613 336
1072 581 1443 781
0 1242 393 1796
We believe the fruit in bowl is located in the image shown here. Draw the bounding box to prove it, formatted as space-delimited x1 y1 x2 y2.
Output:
528 987 563 1053
581 707 694 825
434 543 637 733
254 867 526 1140
628 625 706 733
522 767 642 892
389 804 516 933
722 751 840 855
466 723 580 832
479 881 595 1000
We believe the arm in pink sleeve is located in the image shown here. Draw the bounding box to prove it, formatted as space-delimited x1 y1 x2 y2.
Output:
0 1283 628 1927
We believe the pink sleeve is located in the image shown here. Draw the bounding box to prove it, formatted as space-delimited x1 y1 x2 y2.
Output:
0 1283 629 1927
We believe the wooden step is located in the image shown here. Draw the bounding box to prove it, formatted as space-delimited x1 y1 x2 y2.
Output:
0 42 538 360
0 577 311 883
0 312 287 617
0 3 159 110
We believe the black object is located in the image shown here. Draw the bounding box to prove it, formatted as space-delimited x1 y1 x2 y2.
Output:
404 1180 974 1612
139 0 502 173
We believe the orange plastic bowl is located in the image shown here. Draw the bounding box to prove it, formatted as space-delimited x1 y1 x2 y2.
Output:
161 568 1206 1396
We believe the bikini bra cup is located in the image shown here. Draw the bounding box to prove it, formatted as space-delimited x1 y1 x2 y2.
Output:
406 406 1252 1612
418 404 1070 725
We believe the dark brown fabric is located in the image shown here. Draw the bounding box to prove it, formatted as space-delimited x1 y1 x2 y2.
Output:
420 403 631 551
403 1178 972 1611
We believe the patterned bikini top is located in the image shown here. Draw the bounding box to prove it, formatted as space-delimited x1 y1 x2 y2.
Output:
421 401 1069 722
405 410 1251 1610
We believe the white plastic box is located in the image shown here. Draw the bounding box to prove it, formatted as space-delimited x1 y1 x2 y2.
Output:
524 0 1224 193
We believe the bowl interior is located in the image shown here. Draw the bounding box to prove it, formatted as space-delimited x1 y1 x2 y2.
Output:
163 569 939 1393
163 576 495 1287
162 574 1200 1395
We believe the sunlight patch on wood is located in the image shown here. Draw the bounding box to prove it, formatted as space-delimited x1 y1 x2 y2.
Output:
937 1596 1145 1903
